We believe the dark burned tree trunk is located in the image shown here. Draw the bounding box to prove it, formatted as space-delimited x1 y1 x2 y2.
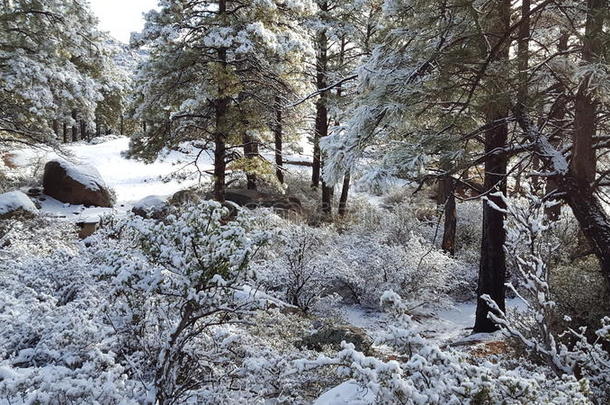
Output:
213 0 229 203
440 175 457 255
338 172 351 217
274 96 284 184
473 0 511 333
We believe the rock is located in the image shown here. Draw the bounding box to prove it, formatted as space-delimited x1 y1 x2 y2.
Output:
43 159 113 207
298 324 372 354
223 189 303 213
169 189 202 206
132 195 169 219
0 191 39 219
76 220 99 239
27 187 42 197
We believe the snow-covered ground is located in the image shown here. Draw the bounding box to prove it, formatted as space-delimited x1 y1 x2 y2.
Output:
7 136 209 221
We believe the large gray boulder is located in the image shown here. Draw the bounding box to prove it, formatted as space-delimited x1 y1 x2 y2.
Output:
0 191 39 219
43 159 114 207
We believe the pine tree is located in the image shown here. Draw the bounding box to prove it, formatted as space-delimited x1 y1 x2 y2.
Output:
130 0 312 201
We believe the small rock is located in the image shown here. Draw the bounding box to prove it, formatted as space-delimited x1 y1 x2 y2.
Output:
0 191 39 219
298 324 372 354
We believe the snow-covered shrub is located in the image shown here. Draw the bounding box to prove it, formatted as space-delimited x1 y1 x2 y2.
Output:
298 292 590 405
254 224 341 312
0 202 272 405
92 201 267 404
255 209 466 312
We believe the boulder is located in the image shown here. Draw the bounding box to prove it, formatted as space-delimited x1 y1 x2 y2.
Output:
297 324 372 354
0 191 39 219
43 159 113 207
132 195 169 219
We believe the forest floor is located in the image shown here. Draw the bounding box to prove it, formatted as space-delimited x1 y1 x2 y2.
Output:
4 135 520 345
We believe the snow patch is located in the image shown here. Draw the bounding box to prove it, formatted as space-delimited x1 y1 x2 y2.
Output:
51 158 108 191
313 380 374 405
0 191 38 216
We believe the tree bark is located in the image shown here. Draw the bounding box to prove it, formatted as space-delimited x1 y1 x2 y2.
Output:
213 0 229 202
80 120 87 142
571 0 604 185
312 2 328 189
274 96 284 184
338 172 351 217
71 110 78 142
545 33 569 221
440 176 457 255
62 122 67 144
473 0 511 333
243 132 258 190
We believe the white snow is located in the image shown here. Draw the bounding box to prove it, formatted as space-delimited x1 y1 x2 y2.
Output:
133 195 167 210
8 136 210 220
313 380 374 405
51 158 108 191
0 191 38 216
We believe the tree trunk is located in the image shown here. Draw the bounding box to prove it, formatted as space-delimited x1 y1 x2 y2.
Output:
473 0 511 333
562 176 610 287
52 119 59 140
274 97 284 184
213 0 229 203
312 4 328 189
321 183 333 219
62 122 67 144
440 176 457 255
243 132 258 190
120 114 124 136
71 110 78 142
571 0 604 185
80 120 87 142
545 33 569 221
338 172 351 217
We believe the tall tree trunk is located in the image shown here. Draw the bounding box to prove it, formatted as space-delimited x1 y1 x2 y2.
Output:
213 0 229 202
243 132 258 190
120 114 124 136
80 120 87 142
440 175 457 255
62 122 67 144
52 119 59 140
338 172 351 217
71 110 78 142
545 32 570 220
473 0 511 333
95 115 100 138
312 3 328 189
571 0 604 185
274 97 284 184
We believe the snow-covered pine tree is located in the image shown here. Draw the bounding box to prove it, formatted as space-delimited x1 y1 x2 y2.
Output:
129 0 312 201
0 0 110 146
